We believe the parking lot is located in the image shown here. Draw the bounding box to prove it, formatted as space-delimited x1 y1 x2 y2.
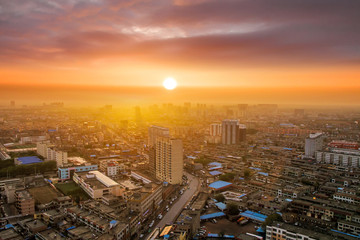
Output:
201 218 260 236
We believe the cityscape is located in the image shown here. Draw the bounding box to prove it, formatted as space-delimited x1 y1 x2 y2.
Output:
1 1 360 240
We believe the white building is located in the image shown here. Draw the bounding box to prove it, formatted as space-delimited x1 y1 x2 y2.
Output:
47 148 68 167
155 137 183 184
305 133 324 158
209 123 222 137
316 148 360 168
73 171 123 199
221 119 245 144
148 125 170 147
266 222 332 240
36 142 51 158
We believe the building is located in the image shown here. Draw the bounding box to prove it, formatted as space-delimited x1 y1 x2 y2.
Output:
148 125 170 176
47 148 67 167
148 125 170 147
305 133 324 158
266 222 332 240
36 141 51 158
328 140 359 150
221 119 246 144
58 164 98 180
294 108 305 117
100 159 125 177
155 137 183 184
73 170 124 199
15 190 35 216
14 156 43 165
316 148 360 168
128 183 162 220
210 123 222 137
37 142 67 167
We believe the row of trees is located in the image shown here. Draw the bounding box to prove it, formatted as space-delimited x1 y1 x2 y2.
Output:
0 160 56 178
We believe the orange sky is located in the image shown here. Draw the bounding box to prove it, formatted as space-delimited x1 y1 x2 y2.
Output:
1 0 360 102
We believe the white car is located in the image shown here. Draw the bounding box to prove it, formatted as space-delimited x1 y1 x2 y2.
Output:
149 220 154 228
158 214 163 220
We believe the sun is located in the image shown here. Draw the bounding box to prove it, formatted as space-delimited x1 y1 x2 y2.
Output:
163 77 177 90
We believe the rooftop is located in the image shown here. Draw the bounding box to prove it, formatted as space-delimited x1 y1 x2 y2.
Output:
208 180 232 190
17 156 43 164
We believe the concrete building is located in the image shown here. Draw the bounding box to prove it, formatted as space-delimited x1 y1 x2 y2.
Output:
47 148 67 167
305 133 324 158
73 170 124 199
148 126 170 176
129 183 162 220
15 190 35 216
155 137 183 184
209 123 222 137
100 159 125 177
58 164 98 180
316 148 360 168
36 142 51 158
221 119 246 144
266 222 332 240
148 125 170 147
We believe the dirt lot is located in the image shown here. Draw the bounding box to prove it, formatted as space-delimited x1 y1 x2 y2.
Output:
28 185 62 204
202 218 260 236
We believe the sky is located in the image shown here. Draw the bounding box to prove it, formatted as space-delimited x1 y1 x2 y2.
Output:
0 0 360 104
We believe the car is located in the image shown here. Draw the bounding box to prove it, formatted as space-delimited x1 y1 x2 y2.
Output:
158 214 163 219
166 207 170 212
149 220 154 228
139 234 144 238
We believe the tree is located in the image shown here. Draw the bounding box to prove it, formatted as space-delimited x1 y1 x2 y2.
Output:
219 173 235 182
226 203 239 215
214 194 225 203
262 213 283 228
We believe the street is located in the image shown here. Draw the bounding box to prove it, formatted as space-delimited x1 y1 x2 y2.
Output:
154 172 200 229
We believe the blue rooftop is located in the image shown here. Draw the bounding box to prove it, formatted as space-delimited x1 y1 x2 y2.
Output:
208 180 232 190
209 170 222 176
258 172 269 176
17 156 43 165
200 212 226 220
208 162 222 167
215 202 226 211
209 166 222 171
240 210 267 222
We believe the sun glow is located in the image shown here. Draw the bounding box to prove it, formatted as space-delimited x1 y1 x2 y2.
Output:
163 77 177 90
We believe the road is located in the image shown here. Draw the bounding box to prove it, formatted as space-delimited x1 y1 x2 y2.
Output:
154 172 200 229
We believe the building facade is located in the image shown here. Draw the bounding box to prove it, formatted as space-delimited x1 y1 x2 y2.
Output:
155 137 183 184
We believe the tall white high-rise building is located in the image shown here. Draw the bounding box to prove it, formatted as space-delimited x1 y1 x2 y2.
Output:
148 125 170 147
148 125 170 176
36 142 51 158
155 137 183 184
222 119 243 145
305 132 324 158
210 123 222 136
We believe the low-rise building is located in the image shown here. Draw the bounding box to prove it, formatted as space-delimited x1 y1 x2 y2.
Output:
57 164 98 181
73 170 124 199
15 190 35 216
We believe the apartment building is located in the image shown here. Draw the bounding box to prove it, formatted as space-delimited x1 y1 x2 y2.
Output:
15 190 35 216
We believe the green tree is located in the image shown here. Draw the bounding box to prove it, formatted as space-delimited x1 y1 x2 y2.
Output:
262 213 283 228
226 203 239 215
219 173 235 182
214 194 225 203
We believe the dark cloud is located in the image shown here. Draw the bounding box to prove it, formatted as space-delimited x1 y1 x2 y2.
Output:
0 0 359 67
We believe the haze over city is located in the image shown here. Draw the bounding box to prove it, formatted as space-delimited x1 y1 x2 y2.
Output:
1 0 360 106
0 1 360 240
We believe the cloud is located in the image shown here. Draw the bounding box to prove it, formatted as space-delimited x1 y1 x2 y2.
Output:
0 0 359 68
